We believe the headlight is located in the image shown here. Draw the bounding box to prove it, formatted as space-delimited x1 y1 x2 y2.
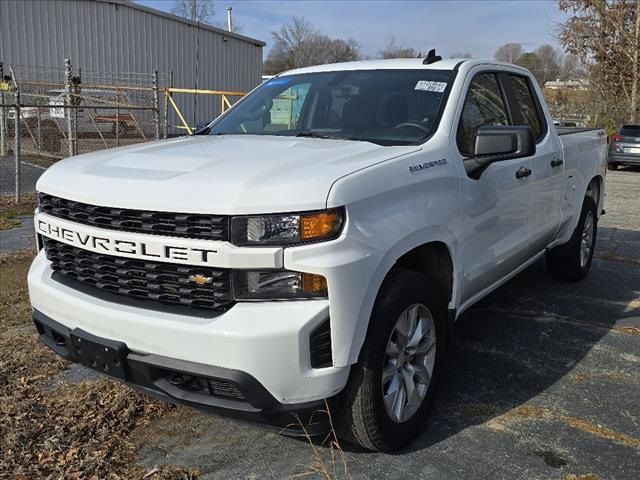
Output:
232 270 328 300
231 208 344 246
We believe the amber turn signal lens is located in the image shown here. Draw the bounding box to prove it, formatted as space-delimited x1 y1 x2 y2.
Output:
301 210 342 241
302 273 328 293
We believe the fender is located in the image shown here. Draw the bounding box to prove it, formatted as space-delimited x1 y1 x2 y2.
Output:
551 175 604 250
343 225 460 365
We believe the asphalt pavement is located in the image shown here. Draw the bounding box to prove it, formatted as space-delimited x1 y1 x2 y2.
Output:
0 156 46 196
0 215 35 253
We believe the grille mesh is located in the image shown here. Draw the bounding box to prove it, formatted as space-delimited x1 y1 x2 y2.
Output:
39 193 229 241
209 378 246 400
44 238 233 311
310 319 332 368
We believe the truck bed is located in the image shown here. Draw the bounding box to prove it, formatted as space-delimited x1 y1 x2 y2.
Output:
556 127 602 136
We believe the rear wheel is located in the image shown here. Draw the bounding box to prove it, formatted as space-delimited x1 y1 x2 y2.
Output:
546 196 597 281
335 268 446 451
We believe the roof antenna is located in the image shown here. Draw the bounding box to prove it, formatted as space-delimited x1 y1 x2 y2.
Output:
423 49 442 65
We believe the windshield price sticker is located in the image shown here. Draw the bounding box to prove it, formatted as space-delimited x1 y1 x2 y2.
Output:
415 81 447 92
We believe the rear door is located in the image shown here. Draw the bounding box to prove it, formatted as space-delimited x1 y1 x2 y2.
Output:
455 71 533 303
505 74 564 255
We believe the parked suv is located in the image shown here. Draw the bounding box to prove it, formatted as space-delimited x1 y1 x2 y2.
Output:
608 124 640 170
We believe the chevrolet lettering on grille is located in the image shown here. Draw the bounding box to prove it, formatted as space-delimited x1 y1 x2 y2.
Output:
36 216 218 265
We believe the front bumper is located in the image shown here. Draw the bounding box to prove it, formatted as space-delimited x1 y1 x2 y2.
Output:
28 251 350 408
33 310 329 431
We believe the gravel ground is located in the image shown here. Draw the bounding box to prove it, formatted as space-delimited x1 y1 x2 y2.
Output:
2 167 639 479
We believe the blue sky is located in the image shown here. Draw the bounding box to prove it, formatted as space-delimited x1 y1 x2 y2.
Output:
135 0 567 59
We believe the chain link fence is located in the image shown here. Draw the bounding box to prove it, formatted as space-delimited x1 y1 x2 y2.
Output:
1 59 246 200
1 61 162 159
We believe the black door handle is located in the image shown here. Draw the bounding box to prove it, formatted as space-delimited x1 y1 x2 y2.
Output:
551 158 564 167
516 167 532 179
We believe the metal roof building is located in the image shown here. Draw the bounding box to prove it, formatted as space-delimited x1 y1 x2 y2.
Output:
0 0 265 127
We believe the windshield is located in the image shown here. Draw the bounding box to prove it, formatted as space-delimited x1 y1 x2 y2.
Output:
207 69 453 146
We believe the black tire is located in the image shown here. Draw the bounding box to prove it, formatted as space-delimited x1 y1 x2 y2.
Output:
334 268 447 451
607 162 619 171
546 196 597 281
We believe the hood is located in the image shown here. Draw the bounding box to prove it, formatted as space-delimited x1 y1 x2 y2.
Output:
36 135 419 214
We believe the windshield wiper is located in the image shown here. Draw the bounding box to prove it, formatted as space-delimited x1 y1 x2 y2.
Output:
295 131 383 145
295 131 344 140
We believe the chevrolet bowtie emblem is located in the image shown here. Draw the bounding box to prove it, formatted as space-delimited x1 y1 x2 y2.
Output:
189 274 213 285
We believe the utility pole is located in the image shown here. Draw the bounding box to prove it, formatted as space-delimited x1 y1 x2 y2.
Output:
152 70 160 141
65 58 77 156
10 66 20 201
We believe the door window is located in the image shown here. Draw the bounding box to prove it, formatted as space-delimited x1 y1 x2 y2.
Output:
457 73 509 156
509 75 545 140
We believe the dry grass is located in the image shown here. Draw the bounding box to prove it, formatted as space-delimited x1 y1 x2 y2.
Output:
0 251 200 478
483 402 640 449
290 402 351 480
614 326 640 336
0 194 37 230
563 474 601 480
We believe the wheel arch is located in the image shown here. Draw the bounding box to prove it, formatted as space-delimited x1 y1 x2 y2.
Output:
346 236 459 366
587 174 604 216
394 241 455 308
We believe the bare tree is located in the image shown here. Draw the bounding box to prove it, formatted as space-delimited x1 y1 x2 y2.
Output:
171 0 214 24
557 0 639 124
515 52 544 83
559 53 585 80
264 17 360 74
494 43 524 63
534 44 562 83
379 37 418 59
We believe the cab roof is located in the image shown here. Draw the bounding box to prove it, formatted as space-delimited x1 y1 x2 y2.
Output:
282 58 466 76
280 58 526 76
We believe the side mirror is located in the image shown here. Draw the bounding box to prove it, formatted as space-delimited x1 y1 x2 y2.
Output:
465 125 535 179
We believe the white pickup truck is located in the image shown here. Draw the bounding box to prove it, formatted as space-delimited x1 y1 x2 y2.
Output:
29 56 607 451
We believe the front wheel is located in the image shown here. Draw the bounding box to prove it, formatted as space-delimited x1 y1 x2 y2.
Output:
607 162 619 171
334 268 447 451
546 196 597 281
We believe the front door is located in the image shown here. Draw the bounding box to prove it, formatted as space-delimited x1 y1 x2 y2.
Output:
454 72 533 303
